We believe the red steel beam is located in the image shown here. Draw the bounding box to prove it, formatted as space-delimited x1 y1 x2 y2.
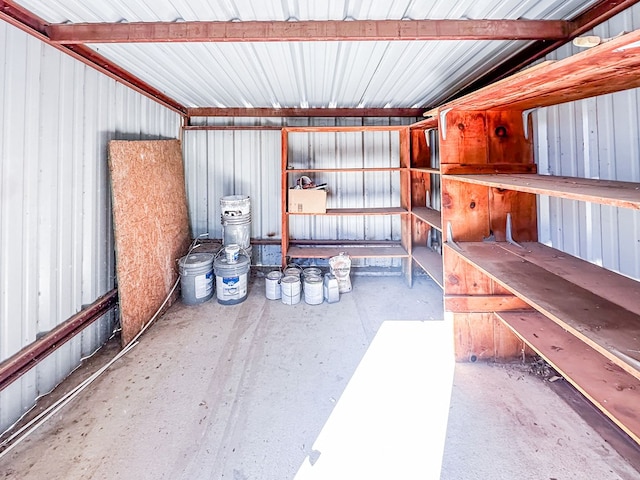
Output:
436 0 640 107
188 107 425 118
0 289 118 392
47 19 570 44
0 1 187 115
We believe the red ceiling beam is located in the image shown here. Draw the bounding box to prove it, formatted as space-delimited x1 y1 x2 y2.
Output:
0 0 187 115
436 0 640 107
187 107 425 118
47 19 570 44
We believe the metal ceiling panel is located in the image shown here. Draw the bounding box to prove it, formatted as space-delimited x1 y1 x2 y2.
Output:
13 0 601 110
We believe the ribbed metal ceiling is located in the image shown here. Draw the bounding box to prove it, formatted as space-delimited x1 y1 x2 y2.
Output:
13 0 601 109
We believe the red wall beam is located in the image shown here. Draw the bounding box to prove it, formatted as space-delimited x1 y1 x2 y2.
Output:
188 107 424 118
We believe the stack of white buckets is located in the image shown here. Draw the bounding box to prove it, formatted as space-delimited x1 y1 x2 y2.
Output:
213 195 252 305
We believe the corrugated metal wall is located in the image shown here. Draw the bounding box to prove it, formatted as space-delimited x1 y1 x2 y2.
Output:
183 117 415 267
0 22 181 432
535 5 640 281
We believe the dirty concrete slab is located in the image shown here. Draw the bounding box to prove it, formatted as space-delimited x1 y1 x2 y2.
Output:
0 274 637 479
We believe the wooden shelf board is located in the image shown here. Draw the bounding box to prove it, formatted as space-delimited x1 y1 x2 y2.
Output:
412 246 443 288
284 126 407 133
287 245 408 259
448 174 640 210
448 242 640 380
288 207 408 216
498 310 640 445
411 167 440 175
437 29 640 111
412 207 442 231
286 167 403 173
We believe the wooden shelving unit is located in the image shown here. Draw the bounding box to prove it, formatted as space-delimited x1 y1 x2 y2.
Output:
408 123 444 288
281 126 412 284
412 28 640 445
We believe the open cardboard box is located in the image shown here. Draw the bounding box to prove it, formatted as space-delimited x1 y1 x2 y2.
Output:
288 189 327 213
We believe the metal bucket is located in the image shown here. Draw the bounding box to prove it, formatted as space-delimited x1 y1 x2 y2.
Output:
304 274 324 305
265 270 282 300
178 253 215 305
213 253 250 305
281 275 301 305
283 264 303 279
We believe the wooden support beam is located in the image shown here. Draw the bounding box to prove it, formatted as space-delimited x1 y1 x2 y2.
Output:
438 0 640 105
188 107 424 118
47 19 570 44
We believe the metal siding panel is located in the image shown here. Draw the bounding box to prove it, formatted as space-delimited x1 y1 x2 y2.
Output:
535 3 640 283
0 21 181 432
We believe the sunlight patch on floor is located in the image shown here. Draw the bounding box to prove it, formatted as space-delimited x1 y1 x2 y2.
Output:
295 319 455 480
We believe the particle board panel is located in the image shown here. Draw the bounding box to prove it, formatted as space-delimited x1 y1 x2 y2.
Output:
454 242 640 380
108 140 191 346
498 310 640 445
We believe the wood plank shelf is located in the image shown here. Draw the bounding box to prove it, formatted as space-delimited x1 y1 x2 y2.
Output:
412 246 443 288
448 174 640 210
436 29 640 112
447 241 640 381
412 207 442 231
287 244 409 259
286 167 404 173
498 310 640 445
411 167 440 175
287 207 408 216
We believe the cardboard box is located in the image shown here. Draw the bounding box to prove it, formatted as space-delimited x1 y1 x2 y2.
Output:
288 189 327 213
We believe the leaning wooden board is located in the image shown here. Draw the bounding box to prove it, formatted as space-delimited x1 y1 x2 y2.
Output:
109 140 191 346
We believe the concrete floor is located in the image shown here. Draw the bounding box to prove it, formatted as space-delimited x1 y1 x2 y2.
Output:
0 273 638 479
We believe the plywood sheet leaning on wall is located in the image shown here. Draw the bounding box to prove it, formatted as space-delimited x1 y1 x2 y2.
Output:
108 140 191 346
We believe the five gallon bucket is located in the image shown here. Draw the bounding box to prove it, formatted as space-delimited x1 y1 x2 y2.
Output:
178 253 215 305
220 195 250 217
213 253 250 305
281 275 301 305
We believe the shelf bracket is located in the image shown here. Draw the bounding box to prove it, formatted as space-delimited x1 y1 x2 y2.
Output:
446 221 461 250
424 127 435 147
522 108 537 140
425 189 432 209
506 213 524 249
440 108 452 140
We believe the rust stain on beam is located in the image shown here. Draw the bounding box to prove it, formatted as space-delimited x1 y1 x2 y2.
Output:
47 19 570 44
0 289 118 392
188 107 424 118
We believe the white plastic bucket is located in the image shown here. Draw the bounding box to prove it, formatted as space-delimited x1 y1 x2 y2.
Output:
265 271 282 300
220 195 251 217
222 218 251 250
281 275 301 305
303 267 322 279
178 253 215 305
304 274 324 305
213 253 250 305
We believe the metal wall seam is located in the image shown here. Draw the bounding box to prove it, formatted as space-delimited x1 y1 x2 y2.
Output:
534 3 640 282
0 20 181 432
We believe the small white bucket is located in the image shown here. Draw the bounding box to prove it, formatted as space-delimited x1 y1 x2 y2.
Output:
283 264 303 279
304 274 324 305
265 270 282 300
303 267 322 279
225 244 240 263
281 275 301 305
